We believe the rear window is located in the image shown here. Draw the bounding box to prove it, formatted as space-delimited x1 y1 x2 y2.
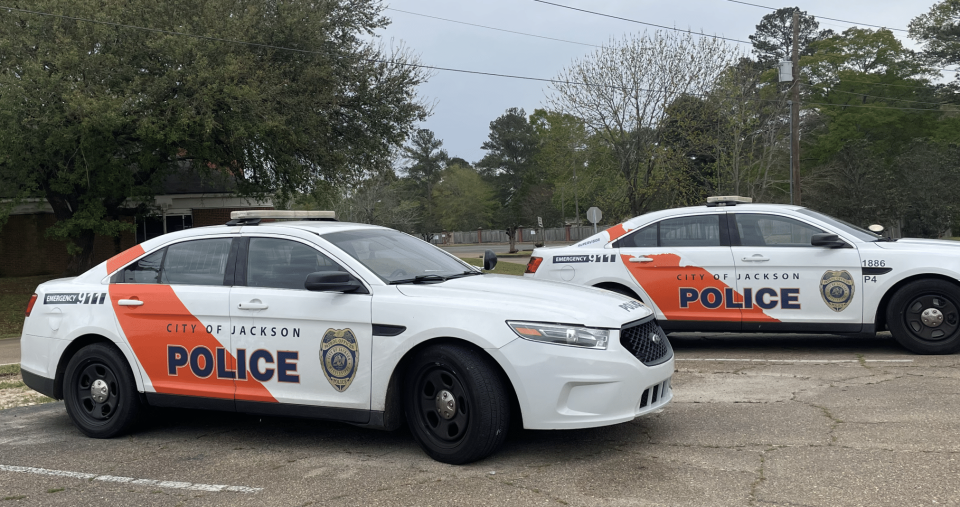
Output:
161 239 233 286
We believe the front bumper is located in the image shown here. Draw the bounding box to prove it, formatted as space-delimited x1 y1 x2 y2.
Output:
488 327 674 430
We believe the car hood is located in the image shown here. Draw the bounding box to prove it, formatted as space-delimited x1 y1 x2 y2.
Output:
394 274 652 329
875 238 960 250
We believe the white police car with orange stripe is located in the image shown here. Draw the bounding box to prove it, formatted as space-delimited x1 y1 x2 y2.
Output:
526 196 960 355
20 211 673 464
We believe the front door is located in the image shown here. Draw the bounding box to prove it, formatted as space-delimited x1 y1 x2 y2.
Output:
616 213 740 327
230 235 373 412
730 212 863 331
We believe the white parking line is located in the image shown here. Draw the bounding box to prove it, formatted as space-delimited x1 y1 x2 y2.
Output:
676 358 913 363
0 464 261 493
0 362 19 367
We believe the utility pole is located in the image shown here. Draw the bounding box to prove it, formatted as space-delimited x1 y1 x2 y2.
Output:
573 163 580 225
790 9 801 205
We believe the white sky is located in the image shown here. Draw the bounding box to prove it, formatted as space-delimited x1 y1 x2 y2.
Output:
375 0 942 163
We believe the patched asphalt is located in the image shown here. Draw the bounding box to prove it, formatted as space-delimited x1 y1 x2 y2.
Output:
2 332 959 506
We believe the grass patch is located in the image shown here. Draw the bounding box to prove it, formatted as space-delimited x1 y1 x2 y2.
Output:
2 495 26 501
461 257 526 276
0 275 60 337
0 364 20 377
0 379 25 390
46 488 64 494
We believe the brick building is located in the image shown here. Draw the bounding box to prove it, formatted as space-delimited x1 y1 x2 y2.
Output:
0 175 271 277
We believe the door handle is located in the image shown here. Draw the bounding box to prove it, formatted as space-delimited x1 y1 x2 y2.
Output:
629 256 654 263
238 301 268 310
117 299 143 306
741 255 770 262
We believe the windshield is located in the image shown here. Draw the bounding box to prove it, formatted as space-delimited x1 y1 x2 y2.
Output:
322 229 477 283
796 209 882 242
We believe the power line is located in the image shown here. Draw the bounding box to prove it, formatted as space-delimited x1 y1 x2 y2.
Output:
800 83 945 105
0 5 949 114
725 0 908 33
807 78 935 91
530 0 957 73
532 0 753 45
806 100 947 112
384 7 601 48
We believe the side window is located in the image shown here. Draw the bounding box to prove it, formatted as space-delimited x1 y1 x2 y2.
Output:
161 239 233 286
247 238 344 290
617 224 657 248
120 249 164 284
735 214 824 247
659 215 721 247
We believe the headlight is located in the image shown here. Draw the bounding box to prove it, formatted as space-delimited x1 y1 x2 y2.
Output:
507 321 609 349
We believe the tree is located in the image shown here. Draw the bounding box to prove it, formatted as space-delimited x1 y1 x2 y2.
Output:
800 27 960 236
432 164 496 232
530 109 587 225
909 0 960 82
548 31 740 216
708 58 792 201
0 0 429 273
659 95 724 205
749 7 833 68
804 28 944 161
477 108 540 253
400 129 448 239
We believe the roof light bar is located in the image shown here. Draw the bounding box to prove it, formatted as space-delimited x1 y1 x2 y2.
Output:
705 195 753 207
229 210 336 220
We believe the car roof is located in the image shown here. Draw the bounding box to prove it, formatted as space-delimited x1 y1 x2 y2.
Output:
627 203 805 224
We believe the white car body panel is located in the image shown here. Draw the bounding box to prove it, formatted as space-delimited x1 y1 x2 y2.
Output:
528 203 960 336
20 221 673 430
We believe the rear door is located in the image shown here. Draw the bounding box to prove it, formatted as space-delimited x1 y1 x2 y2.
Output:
615 212 740 328
229 234 373 418
110 237 245 403
729 212 863 331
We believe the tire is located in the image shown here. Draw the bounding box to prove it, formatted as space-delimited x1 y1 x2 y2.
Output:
403 343 510 464
886 280 960 355
63 343 143 438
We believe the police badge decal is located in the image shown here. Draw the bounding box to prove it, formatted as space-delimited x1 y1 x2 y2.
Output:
820 270 855 312
320 328 359 392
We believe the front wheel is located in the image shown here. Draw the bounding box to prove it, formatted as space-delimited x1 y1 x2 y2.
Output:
886 280 960 354
404 344 510 464
63 343 143 438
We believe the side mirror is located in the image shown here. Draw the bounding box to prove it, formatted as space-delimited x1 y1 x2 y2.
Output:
868 224 884 234
483 249 498 271
811 233 847 248
304 271 366 293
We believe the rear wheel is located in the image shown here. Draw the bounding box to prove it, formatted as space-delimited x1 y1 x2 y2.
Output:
886 280 960 354
404 344 510 464
63 343 143 438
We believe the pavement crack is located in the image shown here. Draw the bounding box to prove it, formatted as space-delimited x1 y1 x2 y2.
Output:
487 474 570 505
748 445 782 506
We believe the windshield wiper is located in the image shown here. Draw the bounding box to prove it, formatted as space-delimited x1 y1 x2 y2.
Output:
389 274 449 285
446 270 484 279
874 237 898 242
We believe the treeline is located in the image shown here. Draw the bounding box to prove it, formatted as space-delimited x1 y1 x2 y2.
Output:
308 3 960 248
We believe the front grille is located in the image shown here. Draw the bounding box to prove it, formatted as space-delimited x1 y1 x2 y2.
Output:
620 318 673 366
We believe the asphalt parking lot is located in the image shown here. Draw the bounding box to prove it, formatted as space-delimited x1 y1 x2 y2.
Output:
1 332 958 506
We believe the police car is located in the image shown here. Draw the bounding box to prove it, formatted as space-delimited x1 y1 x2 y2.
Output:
20 211 673 464
526 196 960 355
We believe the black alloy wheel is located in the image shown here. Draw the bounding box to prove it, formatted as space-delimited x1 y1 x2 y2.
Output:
404 344 510 464
416 367 470 443
63 343 143 438
887 280 960 355
75 362 120 422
